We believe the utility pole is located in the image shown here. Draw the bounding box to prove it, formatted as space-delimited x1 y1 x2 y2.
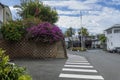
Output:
80 11 84 49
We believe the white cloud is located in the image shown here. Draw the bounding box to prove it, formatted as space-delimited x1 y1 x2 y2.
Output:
43 0 101 10
107 0 120 5
55 6 120 34
55 16 80 28
57 10 79 15
84 0 100 3
8 0 120 34
9 6 19 20
9 6 15 11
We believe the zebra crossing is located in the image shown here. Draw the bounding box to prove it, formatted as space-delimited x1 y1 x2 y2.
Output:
59 54 104 80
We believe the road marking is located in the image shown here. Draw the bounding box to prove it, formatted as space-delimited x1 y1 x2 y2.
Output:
62 68 98 72
67 61 88 63
59 73 104 80
59 54 104 80
66 62 90 65
64 65 94 68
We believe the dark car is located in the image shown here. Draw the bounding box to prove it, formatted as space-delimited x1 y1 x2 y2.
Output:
116 47 120 53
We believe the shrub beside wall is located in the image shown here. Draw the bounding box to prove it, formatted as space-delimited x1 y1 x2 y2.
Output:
0 48 32 80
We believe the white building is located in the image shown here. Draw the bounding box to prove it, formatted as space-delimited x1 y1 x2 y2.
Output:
105 24 120 51
0 3 12 27
91 35 101 48
0 3 12 38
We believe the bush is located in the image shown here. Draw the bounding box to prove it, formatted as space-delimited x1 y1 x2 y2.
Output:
0 48 32 80
26 22 64 44
1 21 25 41
1 18 41 41
72 47 86 51
22 17 41 28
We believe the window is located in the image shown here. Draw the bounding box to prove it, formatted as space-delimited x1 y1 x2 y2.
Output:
114 29 120 33
107 30 112 34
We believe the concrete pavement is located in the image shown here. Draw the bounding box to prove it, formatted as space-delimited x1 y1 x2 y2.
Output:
13 59 66 80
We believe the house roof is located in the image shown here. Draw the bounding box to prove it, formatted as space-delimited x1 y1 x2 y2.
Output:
0 3 5 8
0 2 9 8
105 24 120 31
0 3 12 18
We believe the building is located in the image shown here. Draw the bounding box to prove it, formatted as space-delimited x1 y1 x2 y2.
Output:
105 24 120 51
0 3 12 39
91 35 101 48
0 3 12 27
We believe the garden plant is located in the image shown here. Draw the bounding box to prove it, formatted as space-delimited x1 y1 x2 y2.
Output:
0 48 32 80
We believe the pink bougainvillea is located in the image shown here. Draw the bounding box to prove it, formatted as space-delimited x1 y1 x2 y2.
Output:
27 22 64 43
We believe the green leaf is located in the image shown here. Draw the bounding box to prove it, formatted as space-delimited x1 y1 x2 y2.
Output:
18 75 32 80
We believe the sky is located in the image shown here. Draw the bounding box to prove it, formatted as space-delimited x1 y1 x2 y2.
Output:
0 0 120 34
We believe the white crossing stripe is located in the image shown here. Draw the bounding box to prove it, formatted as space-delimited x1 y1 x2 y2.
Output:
69 59 86 61
67 61 88 63
59 73 104 80
64 65 94 68
62 68 98 72
59 54 104 80
66 62 90 65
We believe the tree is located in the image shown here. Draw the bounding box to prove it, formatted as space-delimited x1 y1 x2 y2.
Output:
98 34 106 49
78 27 89 48
78 27 89 36
64 27 75 48
65 27 75 38
99 34 106 43
14 0 58 24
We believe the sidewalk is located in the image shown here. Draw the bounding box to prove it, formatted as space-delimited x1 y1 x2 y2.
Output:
13 58 67 80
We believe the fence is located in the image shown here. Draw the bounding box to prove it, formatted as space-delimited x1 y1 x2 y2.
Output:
0 40 67 59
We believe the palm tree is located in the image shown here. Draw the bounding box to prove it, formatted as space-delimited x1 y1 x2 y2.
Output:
78 27 89 36
65 27 75 48
78 27 89 48
65 27 75 37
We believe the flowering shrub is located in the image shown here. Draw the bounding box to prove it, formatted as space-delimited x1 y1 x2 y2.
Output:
27 22 64 44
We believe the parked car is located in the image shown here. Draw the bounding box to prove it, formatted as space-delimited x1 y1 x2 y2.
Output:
108 47 118 53
109 47 120 53
116 47 120 53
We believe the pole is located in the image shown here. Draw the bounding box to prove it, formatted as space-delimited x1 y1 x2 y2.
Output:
80 11 84 49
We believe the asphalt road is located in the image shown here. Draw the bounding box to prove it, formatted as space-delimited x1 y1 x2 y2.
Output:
13 49 120 80
74 49 120 80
